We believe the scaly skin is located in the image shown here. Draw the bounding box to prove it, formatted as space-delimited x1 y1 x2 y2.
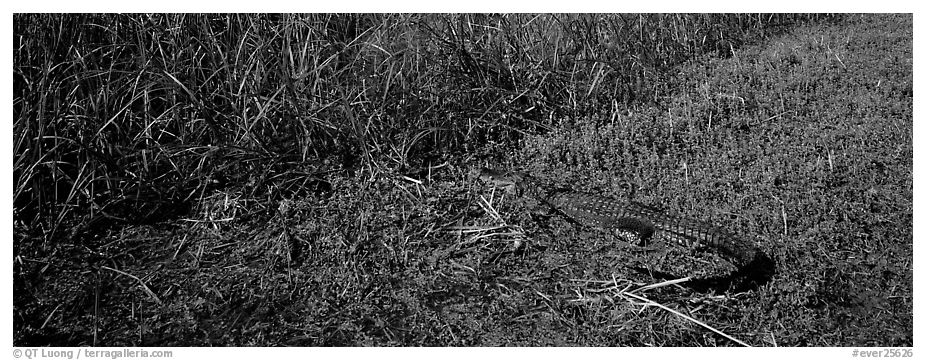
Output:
480 168 758 267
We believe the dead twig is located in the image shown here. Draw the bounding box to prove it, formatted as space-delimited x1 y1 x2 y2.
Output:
101 266 163 305
620 291 751 347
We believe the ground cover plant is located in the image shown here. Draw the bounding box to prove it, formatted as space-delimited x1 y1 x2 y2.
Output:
13 13 911 346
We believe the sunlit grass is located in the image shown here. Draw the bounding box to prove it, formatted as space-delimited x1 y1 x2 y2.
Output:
15 14 910 347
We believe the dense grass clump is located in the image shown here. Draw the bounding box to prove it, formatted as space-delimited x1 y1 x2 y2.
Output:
14 13 838 241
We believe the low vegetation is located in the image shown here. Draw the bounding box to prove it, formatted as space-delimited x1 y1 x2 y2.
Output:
14 13 910 346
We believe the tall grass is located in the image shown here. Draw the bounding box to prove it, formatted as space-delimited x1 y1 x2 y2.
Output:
13 13 840 243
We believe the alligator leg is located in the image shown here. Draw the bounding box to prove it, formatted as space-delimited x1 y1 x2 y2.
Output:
607 216 657 246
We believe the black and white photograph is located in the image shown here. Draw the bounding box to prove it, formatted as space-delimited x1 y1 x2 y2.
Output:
11 11 913 350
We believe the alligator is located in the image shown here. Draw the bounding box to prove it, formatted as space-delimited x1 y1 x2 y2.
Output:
479 168 775 291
